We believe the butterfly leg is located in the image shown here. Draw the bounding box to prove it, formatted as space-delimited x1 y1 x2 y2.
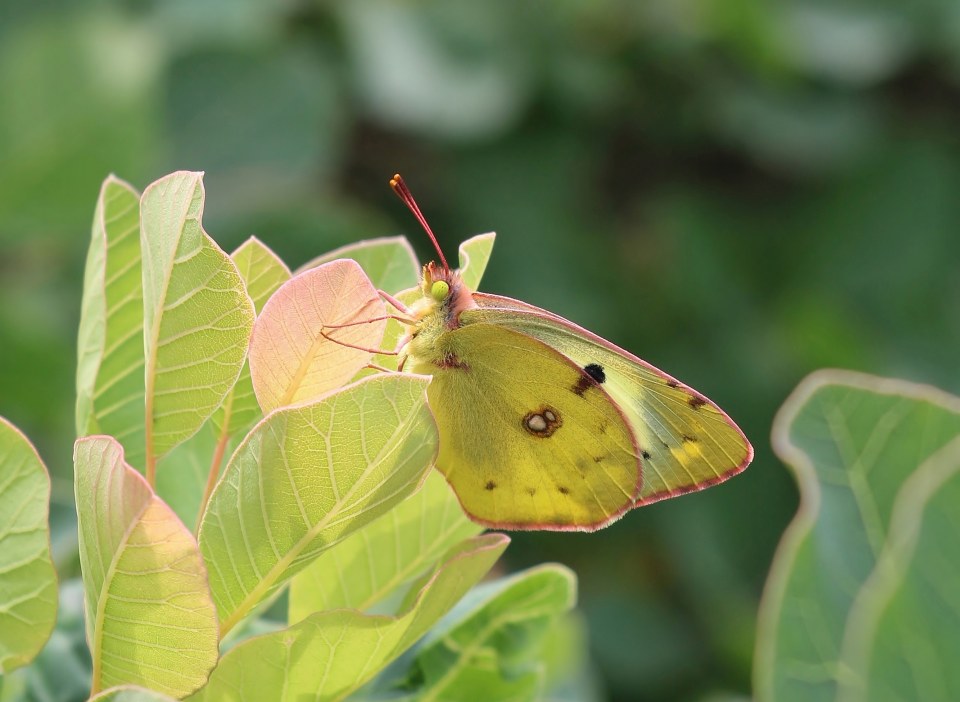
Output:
378 290 413 316
322 314 415 330
364 362 397 374
318 329 401 355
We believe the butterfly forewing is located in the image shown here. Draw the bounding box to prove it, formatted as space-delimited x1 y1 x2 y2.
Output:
464 294 753 504
410 323 641 531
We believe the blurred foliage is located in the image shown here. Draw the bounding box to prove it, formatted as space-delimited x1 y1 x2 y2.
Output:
1 1 958 700
759 372 960 702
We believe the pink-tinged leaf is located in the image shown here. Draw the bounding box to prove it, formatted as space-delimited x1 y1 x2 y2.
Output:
249 259 387 413
296 235 419 294
74 437 219 698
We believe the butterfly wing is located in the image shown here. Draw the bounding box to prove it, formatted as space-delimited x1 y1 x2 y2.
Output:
412 322 641 531
464 294 753 505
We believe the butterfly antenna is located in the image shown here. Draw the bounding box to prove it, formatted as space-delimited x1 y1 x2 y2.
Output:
389 174 450 274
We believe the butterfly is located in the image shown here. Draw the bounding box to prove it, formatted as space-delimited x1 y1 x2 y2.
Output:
385 175 752 532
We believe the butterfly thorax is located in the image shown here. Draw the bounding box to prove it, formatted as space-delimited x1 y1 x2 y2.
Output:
401 262 477 373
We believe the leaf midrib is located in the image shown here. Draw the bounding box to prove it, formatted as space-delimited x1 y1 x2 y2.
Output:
91 497 151 694
144 177 196 477
218 396 425 636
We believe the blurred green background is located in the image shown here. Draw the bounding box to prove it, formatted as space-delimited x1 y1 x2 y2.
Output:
2 1 959 700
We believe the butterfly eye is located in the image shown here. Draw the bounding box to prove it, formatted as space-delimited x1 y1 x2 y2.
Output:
430 280 450 301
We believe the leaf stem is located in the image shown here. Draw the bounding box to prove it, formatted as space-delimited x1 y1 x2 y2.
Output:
144 417 156 488
196 427 230 536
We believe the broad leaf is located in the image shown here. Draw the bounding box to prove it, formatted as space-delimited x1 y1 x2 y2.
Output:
457 232 496 292
289 470 481 623
756 371 960 702
155 238 291 530
74 437 218 697
296 235 420 293
198 374 438 635
248 259 387 414
0 579 90 702
75 176 146 469
396 564 577 701
188 534 508 702
0 418 57 673
90 686 179 701
838 436 960 702
140 171 255 475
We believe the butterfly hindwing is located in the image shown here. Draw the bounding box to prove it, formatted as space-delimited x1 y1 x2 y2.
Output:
464 294 753 504
412 322 641 531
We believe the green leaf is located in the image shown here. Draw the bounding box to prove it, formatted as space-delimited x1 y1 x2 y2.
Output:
198 374 438 636
188 533 508 702
154 238 292 531
248 260 387 413
90 686 179 701
2 578 91 702
457 232 496 292
0 418 57 673
289 470 481 623
74 437 219 698
838 435 960 702
75 176 146 469
231 237 292 313
399 564 577 702
756 371 960 702
297 235 420 293
140 171 255 475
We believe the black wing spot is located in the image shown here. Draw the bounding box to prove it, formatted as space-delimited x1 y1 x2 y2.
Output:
666 379 679 388
572 363 606 396
688 395 707 410
584 363 606 383
641 450 651 460
682 434 698 443
485 480 497 491
593 455 605 463
557 485 571 495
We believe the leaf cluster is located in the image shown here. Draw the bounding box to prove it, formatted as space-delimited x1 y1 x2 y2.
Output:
0 172 580 701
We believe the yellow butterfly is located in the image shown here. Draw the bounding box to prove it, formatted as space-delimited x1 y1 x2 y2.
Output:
387 175 752 532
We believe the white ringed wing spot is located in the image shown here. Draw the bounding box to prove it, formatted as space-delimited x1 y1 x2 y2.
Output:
527 414 547 432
